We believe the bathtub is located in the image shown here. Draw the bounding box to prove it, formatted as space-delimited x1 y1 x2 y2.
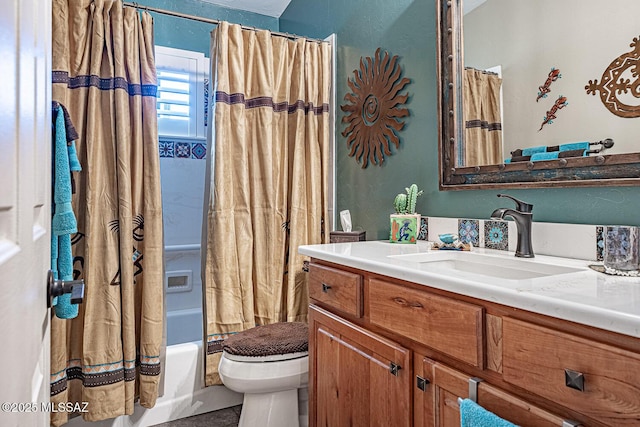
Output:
64 340 243 427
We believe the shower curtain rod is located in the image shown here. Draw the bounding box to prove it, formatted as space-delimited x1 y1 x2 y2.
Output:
122 2 328 44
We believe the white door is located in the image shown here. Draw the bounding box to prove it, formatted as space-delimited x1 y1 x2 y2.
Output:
0 0 52 426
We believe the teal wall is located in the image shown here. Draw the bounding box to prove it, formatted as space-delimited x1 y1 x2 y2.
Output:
280 0 640 239
136 0 278 55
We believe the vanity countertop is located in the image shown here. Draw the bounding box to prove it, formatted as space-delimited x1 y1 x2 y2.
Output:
299 240 640 338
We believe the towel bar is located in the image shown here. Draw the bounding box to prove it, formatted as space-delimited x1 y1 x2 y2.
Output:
468 377 484 403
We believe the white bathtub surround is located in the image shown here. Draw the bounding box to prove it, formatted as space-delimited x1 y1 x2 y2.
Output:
64 341 242 427
164 248 203 345
299 240 640 338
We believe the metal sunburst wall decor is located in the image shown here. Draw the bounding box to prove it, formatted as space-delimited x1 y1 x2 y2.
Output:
341 48 411 168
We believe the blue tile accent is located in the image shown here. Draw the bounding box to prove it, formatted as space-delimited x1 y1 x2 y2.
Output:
484 220 509 251
159 141 174 158
458 219 480 247
191 142 207 159
159 140 206 160
417 216 428 240
175 142 191 158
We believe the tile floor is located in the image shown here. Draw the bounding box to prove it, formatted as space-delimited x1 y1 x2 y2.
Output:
151 405 241 427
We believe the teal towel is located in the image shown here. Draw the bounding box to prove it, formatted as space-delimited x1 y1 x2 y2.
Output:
50 234 59 307
54 235 78 319
521 145 546 156
52 106 77 236
459 398 517 427
559 142 589 152
68 142 81 172
51 105 80 320
53 238 77 318
530 151 559 161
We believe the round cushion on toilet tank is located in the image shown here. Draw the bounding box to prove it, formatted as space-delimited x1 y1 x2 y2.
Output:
222 322 308 357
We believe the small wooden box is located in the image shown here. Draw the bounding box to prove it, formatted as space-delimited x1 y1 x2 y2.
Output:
330 231 366 243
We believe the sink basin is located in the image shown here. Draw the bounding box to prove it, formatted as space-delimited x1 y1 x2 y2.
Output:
388 251 584 280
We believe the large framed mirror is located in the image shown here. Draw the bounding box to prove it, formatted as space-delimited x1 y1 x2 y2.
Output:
437 0 640 190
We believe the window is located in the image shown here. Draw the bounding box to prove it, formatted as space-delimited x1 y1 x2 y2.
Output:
155 46 209 139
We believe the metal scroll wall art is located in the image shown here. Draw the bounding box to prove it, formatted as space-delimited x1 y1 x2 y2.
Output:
586 35 640 118
341 48 411 168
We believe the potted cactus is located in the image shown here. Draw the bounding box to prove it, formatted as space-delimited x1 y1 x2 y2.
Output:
390 184 423 244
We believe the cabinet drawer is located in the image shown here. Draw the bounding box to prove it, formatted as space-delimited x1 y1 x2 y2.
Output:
369 279 484 367
503 317 640 426
309 263 363 317
428 362 566 427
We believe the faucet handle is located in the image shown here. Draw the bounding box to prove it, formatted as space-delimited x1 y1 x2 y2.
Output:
497 194 533 213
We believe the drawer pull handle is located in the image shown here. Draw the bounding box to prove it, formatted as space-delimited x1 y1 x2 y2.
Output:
389 362 402 376
416 376 430 391
392 297 423 309
564 369 585 392
322 283 332 293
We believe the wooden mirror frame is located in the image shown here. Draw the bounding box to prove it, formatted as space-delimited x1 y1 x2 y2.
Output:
436 0 640 190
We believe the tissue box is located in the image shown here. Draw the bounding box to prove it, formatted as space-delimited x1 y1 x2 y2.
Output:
330 231 366 243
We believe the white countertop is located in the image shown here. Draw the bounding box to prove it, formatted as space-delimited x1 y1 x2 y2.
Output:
299 240 640 338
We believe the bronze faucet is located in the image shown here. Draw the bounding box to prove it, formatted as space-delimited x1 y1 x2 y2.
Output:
490 194 534 258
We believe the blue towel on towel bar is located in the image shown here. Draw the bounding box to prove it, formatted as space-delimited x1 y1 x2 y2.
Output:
530 151 559 161
459 398 518 427
559 141 589 152
521 145 546 156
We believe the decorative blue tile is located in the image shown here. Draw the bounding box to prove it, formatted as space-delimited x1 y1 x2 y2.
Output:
484 220 508 251
159 141 174 158
417 216 428 240
175 142 191 158
191 142 207 159
596 226 604 261
458 219 480 247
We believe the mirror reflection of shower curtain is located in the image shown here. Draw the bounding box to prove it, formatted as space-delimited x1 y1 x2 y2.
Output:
461 68 503 166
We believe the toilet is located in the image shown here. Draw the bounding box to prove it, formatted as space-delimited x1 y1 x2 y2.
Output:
218 322 309 427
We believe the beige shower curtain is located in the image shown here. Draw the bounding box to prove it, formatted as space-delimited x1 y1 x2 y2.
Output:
463 68 503 166
202 22 331 386
50 0 163 424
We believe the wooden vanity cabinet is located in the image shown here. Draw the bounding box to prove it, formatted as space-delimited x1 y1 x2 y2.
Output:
309 305 412 427
307 259 640 427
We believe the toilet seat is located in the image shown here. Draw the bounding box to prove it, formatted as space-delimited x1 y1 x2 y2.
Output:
222 321 308 359
223 350 308 363
218 322 310 427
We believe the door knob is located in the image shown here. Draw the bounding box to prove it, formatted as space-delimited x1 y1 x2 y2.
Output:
47 270 85 308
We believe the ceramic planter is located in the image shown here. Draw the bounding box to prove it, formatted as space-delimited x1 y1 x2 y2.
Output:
389 214 420 244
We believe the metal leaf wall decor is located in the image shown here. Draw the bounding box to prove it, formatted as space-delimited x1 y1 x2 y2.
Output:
585 36 640 118
341 48 411 168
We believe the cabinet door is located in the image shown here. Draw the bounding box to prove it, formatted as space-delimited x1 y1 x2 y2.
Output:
418 360 567 427
309 305 411 427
